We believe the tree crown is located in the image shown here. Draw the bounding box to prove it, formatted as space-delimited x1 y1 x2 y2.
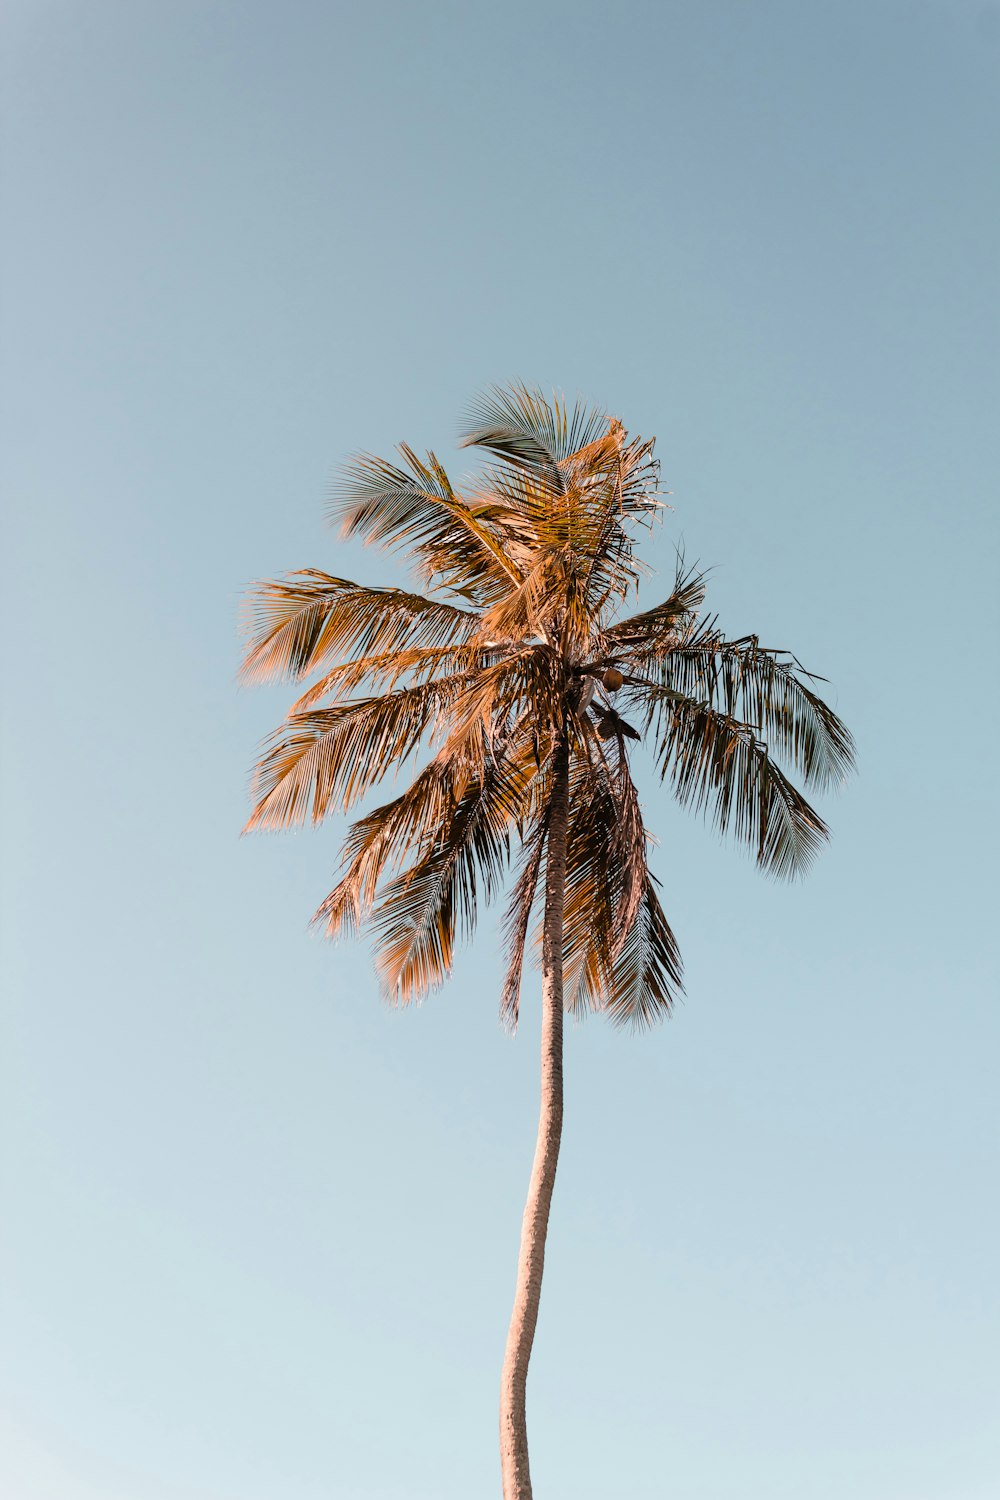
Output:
242 385 854 1028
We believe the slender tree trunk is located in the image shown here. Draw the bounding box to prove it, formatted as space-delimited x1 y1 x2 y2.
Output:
499 741 570 1500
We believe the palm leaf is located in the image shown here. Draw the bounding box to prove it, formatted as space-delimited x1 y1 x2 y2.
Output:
289 642 485 712
240 571 480 684
371 739 538 1001
245 676 471 831
606 563 708 657
560 739 648 1012
603 877 683 1029
646 688 830 878
312 759 460 938
459 383 611 477
633 623 855 790
498 807 551 1032
330 447 520 602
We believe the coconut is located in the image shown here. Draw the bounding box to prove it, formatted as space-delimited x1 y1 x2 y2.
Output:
602 666 624 692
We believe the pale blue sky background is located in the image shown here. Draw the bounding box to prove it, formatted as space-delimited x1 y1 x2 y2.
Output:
2 2 998 1497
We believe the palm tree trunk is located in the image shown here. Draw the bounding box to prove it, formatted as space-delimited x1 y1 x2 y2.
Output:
499 741 570 1500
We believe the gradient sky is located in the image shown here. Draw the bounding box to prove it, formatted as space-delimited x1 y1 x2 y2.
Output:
2 3 998 1498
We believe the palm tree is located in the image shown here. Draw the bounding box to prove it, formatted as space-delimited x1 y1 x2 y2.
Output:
240 385 854 1499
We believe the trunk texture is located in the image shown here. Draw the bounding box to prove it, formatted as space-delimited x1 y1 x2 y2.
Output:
499 743 570 1499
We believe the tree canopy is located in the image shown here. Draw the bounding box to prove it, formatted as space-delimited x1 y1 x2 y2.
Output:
242 385 854 1029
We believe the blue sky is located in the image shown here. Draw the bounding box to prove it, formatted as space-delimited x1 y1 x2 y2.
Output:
2 2 998 1497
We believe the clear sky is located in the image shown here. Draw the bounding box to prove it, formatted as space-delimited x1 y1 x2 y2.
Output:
2 2 998 1497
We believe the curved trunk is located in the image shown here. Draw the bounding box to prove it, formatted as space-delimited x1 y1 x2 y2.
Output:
499 743 570 1499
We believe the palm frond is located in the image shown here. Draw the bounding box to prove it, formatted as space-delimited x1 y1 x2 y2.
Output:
645 688 830 878
329 447 520 602
459 383 611 477
289 642 485 711
476 553 566 648
606 564 709 657
434 645 562 776
240 571 480 683
570 430 663 612
560 740 649 1014
244 676 470 831
469 409 663 622
499 809 550 1033
311 759 460 939
603 877 683 1030
632 622 855 790
370 740 538 1002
